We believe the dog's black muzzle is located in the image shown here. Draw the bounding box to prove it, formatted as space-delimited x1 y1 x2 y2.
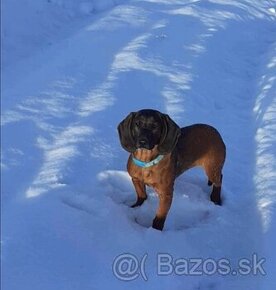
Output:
136 130 155 150
137 138 152 150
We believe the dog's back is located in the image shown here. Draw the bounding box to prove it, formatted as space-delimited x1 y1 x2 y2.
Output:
175 124 226 180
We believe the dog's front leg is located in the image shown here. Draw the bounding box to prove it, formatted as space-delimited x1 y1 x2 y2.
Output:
131 178 147 208
152 185 173 231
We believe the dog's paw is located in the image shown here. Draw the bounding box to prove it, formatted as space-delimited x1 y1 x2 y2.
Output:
152 216 165 231
210 195 222 206
131 197 147 208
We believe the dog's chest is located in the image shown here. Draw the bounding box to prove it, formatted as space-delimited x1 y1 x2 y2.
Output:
140 168 157 185
127 155 173 187
128 165 157 186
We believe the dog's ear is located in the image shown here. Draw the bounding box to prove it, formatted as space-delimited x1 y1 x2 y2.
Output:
158 114 181 154
117 112 136 153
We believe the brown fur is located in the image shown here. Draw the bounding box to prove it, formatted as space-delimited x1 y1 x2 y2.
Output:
118 110 226 231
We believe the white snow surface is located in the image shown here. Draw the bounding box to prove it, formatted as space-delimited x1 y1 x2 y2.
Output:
1 0 276 289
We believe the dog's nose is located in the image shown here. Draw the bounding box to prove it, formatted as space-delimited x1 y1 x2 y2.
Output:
139 139 148 147
138 138 151 149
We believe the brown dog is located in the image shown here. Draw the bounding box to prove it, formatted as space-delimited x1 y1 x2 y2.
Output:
118 109 226 231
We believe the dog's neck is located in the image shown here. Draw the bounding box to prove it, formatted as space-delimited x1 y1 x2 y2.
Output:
133 145 159 162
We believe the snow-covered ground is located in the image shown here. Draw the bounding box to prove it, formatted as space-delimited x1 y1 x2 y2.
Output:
1 0 276 289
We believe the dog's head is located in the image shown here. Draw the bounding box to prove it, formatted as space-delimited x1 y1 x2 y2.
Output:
118 109 181 154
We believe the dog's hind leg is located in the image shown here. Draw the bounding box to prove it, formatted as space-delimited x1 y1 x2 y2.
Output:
210 174 223 205
205 165 223 205
131 178 147 207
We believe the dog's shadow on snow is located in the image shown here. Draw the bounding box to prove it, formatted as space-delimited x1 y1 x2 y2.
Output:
97 169 218 231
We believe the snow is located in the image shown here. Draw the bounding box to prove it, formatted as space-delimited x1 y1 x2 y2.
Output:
1 0 276 289
254 41 276 289
1 0 127 68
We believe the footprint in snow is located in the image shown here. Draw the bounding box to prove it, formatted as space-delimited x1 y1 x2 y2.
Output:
97 170 135 205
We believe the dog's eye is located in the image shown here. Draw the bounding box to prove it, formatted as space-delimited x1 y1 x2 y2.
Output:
135 121 141 127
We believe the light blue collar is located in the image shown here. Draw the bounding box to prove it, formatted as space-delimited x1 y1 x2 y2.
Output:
132 154 164 168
